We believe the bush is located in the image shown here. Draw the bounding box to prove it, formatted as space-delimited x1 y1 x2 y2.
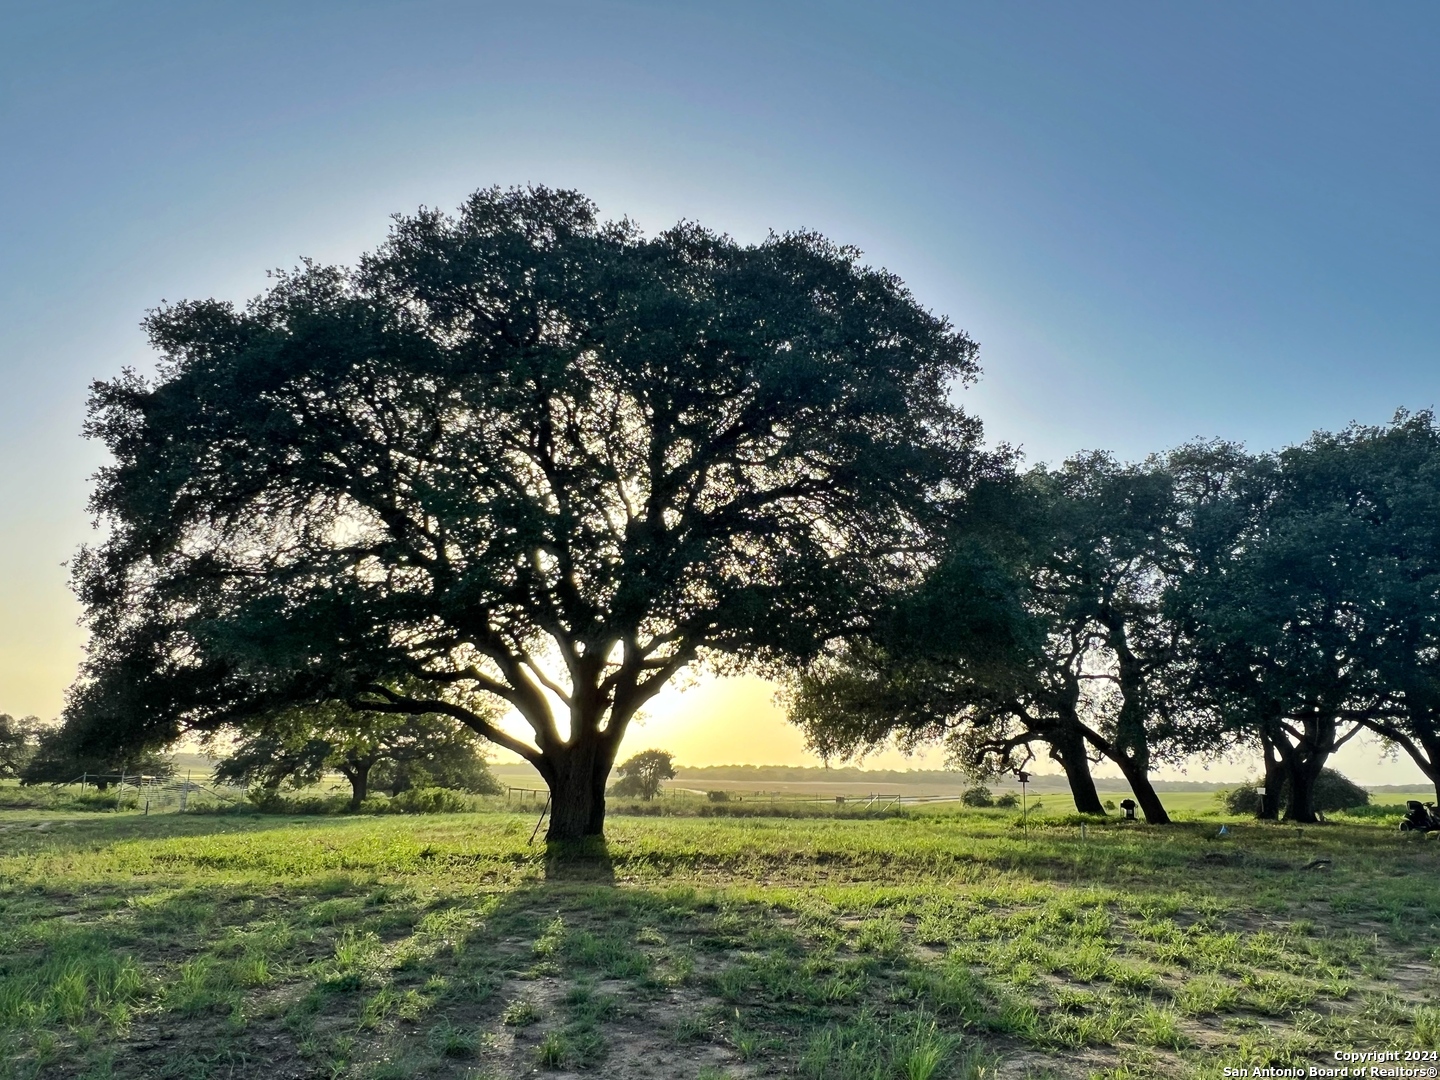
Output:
244 789 358 815
1219 784 1263 815
1313 768 1370 811
238 786 478 815
994 792 1018 808
0 784 139 812
1219 768 1370 816
385 787 475 814
706 790 731 803
961 786 994 807
1104 799 1116 810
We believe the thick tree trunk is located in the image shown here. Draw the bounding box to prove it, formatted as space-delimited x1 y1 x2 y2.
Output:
520 662 654 842
542 732 617 842
340 761 371 810
1408 723 1440 807
1104 618 1168 823
1413 734 1440 806
1049 727 1106 815
1082 717 1171 824
1281 752 1326 824
1112 754 1170 824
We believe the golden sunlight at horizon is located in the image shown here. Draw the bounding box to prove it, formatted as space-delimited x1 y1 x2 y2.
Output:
495 673 948 770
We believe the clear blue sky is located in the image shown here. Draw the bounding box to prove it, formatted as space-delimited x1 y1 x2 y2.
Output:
3 3 1438 783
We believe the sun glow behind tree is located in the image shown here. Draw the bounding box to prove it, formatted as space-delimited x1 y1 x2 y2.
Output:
66 186 985 840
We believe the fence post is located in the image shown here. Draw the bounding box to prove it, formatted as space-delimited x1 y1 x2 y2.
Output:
117 769 126 811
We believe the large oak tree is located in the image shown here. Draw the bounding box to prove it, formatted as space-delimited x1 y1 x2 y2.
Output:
1294 414 1440 803
1164 439 1385 823
788 459 1197 822
69 186 983 840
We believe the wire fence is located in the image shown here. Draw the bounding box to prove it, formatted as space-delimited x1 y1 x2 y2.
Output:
62 771 244 813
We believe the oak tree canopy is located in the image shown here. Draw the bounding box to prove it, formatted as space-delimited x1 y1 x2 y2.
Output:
70 186 984 840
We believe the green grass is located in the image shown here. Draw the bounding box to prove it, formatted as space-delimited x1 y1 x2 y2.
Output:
0 800 1435 1078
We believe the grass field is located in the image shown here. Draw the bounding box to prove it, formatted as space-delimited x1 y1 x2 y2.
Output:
0 795 1435 1079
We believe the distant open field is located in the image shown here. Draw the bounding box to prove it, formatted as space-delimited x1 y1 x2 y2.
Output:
0 791 1435 1080
496 764 1434 815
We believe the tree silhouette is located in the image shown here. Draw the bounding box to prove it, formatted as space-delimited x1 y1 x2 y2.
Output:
68 186 983 840
610 749 676 800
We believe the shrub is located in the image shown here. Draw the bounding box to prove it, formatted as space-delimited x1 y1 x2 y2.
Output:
961 786 994 807
386 787 475 814
994 792 1018 808
0 785 138 812
1219 785 1263 815
1312 769 1369 811
243 789 356 815
706 790 731 803
1220 768 1370 816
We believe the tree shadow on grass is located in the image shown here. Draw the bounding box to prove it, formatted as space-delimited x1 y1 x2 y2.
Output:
543 837 616 883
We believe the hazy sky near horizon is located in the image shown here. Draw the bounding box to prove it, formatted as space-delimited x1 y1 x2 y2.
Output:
3 2 1438 782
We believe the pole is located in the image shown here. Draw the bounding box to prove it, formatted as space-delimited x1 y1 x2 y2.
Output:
1021 780 1028 842
117 769 126 811
529 794 552 844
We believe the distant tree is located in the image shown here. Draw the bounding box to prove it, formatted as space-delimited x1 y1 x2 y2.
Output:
371 728 502 798
21 725 172 790
67 186 985 840
609 750 676 800
211 726 331 795
214 703 500 808
960 785 994 807
0 714 39 778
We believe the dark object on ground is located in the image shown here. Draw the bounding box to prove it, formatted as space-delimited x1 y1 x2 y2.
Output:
1399 801 1440 833
1302 858 1332 871
1119 798 1137 820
